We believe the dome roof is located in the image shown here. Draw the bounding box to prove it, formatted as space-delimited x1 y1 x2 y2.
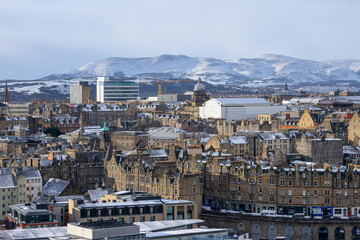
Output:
102 122 109 132
194 77 206 92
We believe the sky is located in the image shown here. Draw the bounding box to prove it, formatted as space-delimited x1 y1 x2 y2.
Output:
0 0 360 79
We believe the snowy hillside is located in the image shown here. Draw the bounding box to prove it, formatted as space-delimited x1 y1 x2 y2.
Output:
42 54 360 86
4 54 360 100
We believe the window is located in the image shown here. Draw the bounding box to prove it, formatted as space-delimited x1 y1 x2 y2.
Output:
270 196 274 202
325 198 330 204
288 180 292 186
264 174 272 184
314 190 318 196
288 198 292 204
280 189 285 195
288 190 292 196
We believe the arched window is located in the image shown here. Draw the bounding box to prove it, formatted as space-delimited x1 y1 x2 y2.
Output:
284 226 294 240
268 225 277 240
318 227 328 240
252 224 261 240
335 227 345 240
301 227 311 240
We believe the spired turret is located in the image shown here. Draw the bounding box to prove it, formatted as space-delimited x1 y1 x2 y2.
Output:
3 79 9 103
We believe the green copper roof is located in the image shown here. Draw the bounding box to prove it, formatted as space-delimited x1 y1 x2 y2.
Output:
102 122 109 132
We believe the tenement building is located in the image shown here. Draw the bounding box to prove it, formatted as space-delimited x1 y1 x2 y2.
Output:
201 161 360 218
104 145 202 217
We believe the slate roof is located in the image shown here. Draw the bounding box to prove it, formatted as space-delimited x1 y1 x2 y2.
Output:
18 169 42 179
0 175 17 189
42 178 69 196
88 189 113 202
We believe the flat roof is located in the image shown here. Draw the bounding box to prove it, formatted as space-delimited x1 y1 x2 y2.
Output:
146 228 227 239
77 199 194 209
135 219 204 233
0 220 204 239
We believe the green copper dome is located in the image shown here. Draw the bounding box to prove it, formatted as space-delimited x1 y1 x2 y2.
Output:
102 122 109 132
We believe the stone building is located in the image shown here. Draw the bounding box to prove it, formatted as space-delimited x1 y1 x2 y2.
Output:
111 131 148 151
295 134 343 165
348 111 360 145
200 159 360 218
39 150 106 194
192 77 209 107
104 145 202 216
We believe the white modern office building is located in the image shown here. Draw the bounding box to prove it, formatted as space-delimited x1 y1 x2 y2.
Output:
96 77 139 103
199 98 286 120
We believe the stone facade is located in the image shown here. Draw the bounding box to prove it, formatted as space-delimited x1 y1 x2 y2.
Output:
295 134 343 165
201 211 360 240
104 146 202 217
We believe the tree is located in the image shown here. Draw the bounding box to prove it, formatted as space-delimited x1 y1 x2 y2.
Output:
44 126 64 137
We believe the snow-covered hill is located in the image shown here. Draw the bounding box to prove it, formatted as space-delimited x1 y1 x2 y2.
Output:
4 54 360 100
43 54 360 86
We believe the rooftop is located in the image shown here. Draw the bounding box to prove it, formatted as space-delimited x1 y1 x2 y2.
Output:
213 97 270 106
42 178 69 196
77 198 194 209
0 175 17 189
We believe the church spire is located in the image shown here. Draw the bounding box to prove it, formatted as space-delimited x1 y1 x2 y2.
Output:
3 79 9 103
284 82 288 91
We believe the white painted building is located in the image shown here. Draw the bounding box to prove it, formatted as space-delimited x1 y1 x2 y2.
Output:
199 98 286 120
96 77 139 103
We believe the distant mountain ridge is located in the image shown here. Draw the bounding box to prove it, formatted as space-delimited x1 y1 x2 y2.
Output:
41 54 360 86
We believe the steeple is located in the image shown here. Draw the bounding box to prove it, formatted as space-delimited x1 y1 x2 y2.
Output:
284 82 288 91
3 79 9 103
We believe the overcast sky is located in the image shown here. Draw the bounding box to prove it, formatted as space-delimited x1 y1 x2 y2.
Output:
1 0 359 79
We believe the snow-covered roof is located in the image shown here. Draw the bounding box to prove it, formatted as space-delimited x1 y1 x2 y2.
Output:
148 127 185 139
259 132 289 141
229 136 248 145
0 175 17 189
